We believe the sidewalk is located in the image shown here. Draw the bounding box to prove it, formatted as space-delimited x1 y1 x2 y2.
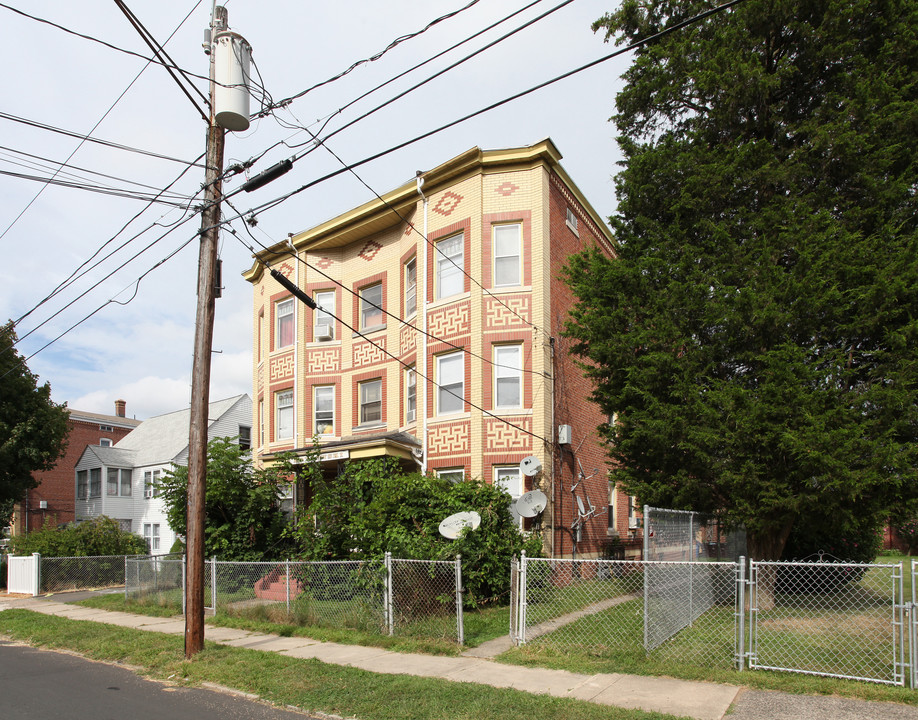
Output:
2 593 916 720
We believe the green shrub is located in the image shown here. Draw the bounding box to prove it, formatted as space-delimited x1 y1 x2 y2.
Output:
7 516 148 557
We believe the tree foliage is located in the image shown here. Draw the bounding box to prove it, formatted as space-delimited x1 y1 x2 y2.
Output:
8 515 148 557
158 437 294 561
0 322 70 506
288 457 542 605
564 0 918 560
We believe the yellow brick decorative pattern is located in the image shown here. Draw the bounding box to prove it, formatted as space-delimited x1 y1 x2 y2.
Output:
485 417 532 452
308 348 340 374
400 323 417 355
429 422 470 455
257 364 264 391
270 353 294 382
354 337 386 367
485 295 531 328
429 302 470 338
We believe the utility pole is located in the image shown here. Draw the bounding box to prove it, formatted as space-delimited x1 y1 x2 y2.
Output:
185 4 227 658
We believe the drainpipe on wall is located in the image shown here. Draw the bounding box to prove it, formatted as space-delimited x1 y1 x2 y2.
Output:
417 174 429 474
549 336 556 558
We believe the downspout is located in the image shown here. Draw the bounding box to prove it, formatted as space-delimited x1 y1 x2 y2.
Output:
289 237 299 452
416 174 429 473
549 336 556 558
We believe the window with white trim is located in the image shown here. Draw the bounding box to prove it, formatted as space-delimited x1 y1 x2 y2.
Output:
437 468 464 484
565 206 579 234
99 438 112 447
435 233 463 299
494 344 523 409
494 466 524 527
144 470 161 499
359 379 382 425
89 468 102 498
314 290 335 339
493 223 521 286
405 367 416 423
405 257 417 317
107 468 132 497
259 399 265 446
314 385 334 435
436 352 464 415
238 425 251 451
77 470 88 500
143 523 160 551
360 282 384 329
276 297 294 348
276 389 294 440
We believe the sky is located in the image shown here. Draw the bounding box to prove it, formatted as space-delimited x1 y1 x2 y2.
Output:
0 0 632 421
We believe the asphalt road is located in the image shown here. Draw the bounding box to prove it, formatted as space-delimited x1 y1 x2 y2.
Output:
727 688 918 720
0 640 318 720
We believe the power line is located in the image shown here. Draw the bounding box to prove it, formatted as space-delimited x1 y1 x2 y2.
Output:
0 113 205 169
257 0 483 117
0 1 212 86
12 154 205 329
219 0 749 228
0 168 195 207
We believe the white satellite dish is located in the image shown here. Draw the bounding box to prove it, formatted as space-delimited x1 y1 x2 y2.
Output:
520 456 543 477
516 489 548 518
439 511 481 539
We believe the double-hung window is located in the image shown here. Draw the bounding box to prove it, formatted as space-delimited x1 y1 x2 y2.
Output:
494 344 523 409
493 224 521 287
435 234 463 299
276 390 294 440
436 352 464 415
89 468 102 498
314 385 334 435
360 283 384 329
143 523 160 551
107 468 132 496
144 470 161 499
405 258 417 317
276 298 294 348
77 470 88 500
314 290 335 339
360 379 382 425
405 367 417 423
437 468 464 484
495 466 524 528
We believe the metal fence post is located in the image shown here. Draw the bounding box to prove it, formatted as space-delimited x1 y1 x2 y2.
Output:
455 554 464 645
736 556 745 671
211 556 217 614
385 551 394 636
518 551 527 645
286 559 291 617
747 559 755 669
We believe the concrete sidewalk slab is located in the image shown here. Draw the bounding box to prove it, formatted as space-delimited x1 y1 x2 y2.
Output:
587 673 740 720
223 635 320 653
280 642 390 665
353 651 481 678
204 627 257 643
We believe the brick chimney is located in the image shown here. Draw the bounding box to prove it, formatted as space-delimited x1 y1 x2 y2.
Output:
115 399 126 418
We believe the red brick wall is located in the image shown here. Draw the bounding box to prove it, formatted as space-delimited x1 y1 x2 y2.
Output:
547 173 629 558
16 417 135 533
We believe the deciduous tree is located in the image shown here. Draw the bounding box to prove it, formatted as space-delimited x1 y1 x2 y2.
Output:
0 322 69 507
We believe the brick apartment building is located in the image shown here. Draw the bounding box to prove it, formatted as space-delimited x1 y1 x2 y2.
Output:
244 140 643 559
12 400 140 535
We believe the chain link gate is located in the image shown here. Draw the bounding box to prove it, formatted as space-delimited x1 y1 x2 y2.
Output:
748 560 906 685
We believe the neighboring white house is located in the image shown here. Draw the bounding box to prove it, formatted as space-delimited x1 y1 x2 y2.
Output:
74 394 252 554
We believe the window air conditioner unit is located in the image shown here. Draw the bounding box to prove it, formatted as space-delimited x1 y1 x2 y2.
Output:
314 323 333 341
39 500 48 509
628 517 642 530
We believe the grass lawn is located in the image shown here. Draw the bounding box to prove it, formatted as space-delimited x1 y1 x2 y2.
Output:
0 610 684 720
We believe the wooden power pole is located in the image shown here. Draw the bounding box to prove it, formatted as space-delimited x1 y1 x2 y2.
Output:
185 4 227 658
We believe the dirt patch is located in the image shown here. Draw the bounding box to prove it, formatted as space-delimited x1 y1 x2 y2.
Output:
0 592 33 599
760 613 890 639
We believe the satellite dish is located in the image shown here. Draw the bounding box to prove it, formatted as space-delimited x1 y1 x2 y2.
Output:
439 511 481 539
520 456 542 477
516 490 548 518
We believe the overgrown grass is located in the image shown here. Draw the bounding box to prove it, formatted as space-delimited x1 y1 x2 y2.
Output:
0 610 683 720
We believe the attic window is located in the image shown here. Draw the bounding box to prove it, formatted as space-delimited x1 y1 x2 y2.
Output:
100 424 114 432
565 207 579 235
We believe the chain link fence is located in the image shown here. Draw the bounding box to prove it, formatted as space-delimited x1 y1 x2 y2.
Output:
749 559 904 685
644 505 746 562
388 557 463 644
125 555 185 609
515 555 741 670
39 554 139 593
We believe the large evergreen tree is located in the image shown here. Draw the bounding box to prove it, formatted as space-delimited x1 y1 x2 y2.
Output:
0 322 70 507
564 0 918 560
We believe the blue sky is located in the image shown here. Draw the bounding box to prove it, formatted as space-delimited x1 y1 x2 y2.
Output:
0 0 629 420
